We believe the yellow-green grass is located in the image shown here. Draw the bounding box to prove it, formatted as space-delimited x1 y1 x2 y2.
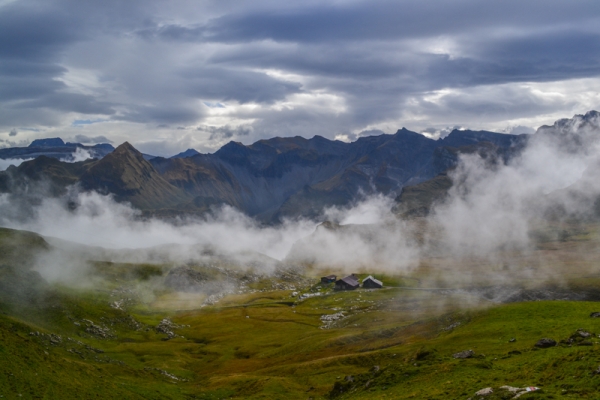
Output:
3 225 600 398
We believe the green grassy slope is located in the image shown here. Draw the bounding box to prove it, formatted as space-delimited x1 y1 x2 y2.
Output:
2 226 600 399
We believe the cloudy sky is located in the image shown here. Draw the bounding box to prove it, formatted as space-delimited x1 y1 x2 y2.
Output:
1 0 600 156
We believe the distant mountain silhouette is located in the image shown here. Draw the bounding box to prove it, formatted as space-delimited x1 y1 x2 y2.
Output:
0 137 114 161
0 128 528 222
170 148 200 159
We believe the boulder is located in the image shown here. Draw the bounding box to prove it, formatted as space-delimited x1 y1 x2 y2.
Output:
474 387 493 396
561 329 595 345
453 349 474 359
534 338 556 348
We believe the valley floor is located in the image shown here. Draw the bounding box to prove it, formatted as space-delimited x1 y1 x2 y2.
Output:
2 224 600 399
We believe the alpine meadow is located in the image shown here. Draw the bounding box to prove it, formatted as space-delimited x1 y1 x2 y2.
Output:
2 1 600 399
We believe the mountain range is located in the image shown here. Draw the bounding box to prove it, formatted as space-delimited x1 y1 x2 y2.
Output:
2 111 598 223
0 137 115 161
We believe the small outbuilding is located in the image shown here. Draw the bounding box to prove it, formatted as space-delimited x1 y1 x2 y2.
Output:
362 275 383 289
321 275 337 284
335 275 359 291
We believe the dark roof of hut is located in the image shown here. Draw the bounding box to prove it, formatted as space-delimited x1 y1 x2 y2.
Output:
339 275 359 286
363 275 383 286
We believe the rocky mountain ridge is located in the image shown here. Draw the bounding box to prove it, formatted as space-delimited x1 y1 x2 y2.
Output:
17 109 600 222
0 127 527 221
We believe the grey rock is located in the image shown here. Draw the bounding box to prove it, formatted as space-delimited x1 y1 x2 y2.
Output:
453 349 474 359
534 338 556 348
474 387 493 396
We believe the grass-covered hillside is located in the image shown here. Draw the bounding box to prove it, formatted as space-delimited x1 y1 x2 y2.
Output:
2 226 600 399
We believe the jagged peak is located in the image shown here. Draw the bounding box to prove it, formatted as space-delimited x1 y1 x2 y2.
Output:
114 141 140 154
170 148 200 159
215 140 252 157
537 110 600 135
394 127 420 137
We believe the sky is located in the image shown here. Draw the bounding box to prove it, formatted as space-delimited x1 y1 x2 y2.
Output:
1 0 600 157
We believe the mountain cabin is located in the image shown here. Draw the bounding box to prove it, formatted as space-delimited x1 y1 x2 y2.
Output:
321 275 337 284
335 275 359 290
362 275 383 289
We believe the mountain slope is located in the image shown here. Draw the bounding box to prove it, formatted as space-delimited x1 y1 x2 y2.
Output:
80 142 190 210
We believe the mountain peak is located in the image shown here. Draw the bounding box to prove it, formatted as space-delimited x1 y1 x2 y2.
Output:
536 110 600 136
80 141 188 209
171 148 200 159
29 138 65 147
114 141 138 153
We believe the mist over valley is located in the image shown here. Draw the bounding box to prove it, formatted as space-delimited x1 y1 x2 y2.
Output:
3 0 600 397
3 111 600 398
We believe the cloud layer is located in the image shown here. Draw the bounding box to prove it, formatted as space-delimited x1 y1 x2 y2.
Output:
1 0 600 155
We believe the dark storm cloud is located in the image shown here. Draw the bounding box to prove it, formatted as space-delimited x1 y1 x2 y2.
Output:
199 0 599 43
0 0 119 125
2 0 600 148
181 67 301 104
0 1 81 60
72 134 112 144
198 125 253 141
15 92 116 115
113 104 203 125
205 27 600 91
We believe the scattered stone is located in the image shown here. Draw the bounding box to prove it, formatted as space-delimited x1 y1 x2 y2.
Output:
509 338 516 343
155 318 182 340
561 329 595 346
475 387 493 396
49 334 62 345
590 312 600 318
443 322 461 331
144 367 185 382
499 386 521 393
299 292 321 300
85 345 104 354
574 329 592 338
82 319 113 339
320 312 345 329
498 386 540 398
534 338 556 348
344 375 354 382
371 365 380 374
110 300 125 311
593 366 600 375
453 349 474 359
